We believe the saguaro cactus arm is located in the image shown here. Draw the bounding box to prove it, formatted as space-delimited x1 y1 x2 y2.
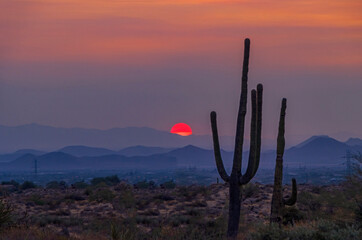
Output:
211 111 230 182
277 98 286 158
232 38 250 174
240 89 257 184
284 178 297 206
254 84 263 176
240 84 263 184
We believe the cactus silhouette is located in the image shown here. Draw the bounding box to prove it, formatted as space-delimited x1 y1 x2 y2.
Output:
210 38 263 239
270 98 297 224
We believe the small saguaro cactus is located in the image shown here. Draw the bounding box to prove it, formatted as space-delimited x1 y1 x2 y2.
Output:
270 98 297 224
210 38 263 239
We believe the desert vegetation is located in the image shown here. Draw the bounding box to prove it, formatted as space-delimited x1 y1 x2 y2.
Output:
0 174 360 239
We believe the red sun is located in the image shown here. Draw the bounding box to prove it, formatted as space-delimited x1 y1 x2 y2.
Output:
170 123 192 136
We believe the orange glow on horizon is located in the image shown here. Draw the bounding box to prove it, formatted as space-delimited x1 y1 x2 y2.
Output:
170 123 192 136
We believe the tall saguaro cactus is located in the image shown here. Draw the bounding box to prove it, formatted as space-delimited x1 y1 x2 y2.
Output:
210 38 263 239
270 98 297 224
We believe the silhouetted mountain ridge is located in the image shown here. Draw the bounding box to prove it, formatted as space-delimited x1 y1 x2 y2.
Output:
0 124 234 152
119 145 174 157
0 149 45 163
58 146 118 157
0 151 177 171
1 135 361 171
345 137 362 147
260 135 362 168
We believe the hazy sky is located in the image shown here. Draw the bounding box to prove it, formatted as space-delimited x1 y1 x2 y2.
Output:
0 0 361 142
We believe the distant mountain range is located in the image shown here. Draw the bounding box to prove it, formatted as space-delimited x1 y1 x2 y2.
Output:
0 135 361 172
0 149 46 162
59 146 118 157
1 151 177 171
119 146 175 157
345 137 362 147
260 135 362 168
0 124 235 153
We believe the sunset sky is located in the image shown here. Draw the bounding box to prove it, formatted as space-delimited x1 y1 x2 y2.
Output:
0 0 361 143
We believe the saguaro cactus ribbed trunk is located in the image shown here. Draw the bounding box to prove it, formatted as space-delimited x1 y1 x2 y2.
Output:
270 98 297 224
210 38 263 239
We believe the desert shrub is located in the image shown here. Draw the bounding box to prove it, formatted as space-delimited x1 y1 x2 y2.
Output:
46 199 62 210
242 183 259 199
195 185 210 197
117 227 137 240
0 227 82 240
248 222 283 240
161 215 226 240
63 194 85 201
170 215 191 226
134 180 148 189
153 194 174 201
135 215 153 225
248 220 362 240
33 215 61 227
342 180 362 201
177 186 209 201
106 175 121 185
298 191 322 212
54 209 71 216
85 218 114 232
118 230 137 240
321 190 354 211
88 218 138 239
160 180 176 189
32 215 81 228
355 201 362 224
134 180 156 189
177 186 189 197
0 188 9 197
21 181 37 190
148 180 156 189
72 181 89 189
138 215 226 240
142 209 160 216
89 188 115 202
311 185 322 194
90 177 104 186
119 190 135 207
0 181 19 196
0 199 12 230
185 208 203 217
136 198 150 210
312 220 361 240
282 207 305 225
91 175 120 186
110 222 120 240
46 181 67 189
189 200 207 207
113 189 135 210
27 194 46 206
84 187 92 196
114 182 132 191
1 180 20 189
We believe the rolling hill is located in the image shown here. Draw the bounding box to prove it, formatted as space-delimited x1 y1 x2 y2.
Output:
0 152 177 171
260 135 362 168
118 145 174 157
0 135 361 172
58 146 118 157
